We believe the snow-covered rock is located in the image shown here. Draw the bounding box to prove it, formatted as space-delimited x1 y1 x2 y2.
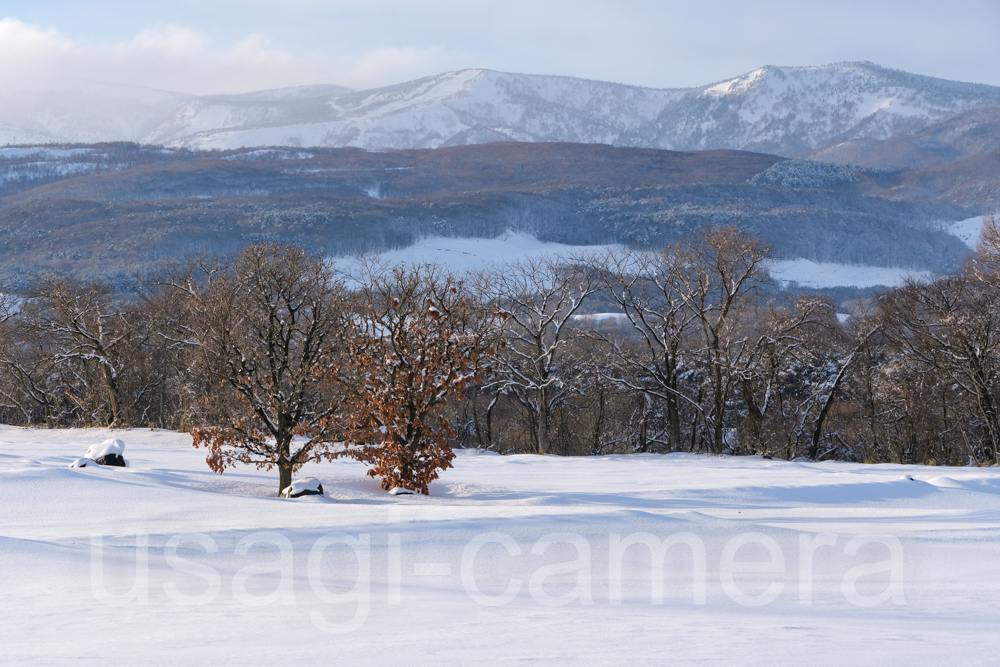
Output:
85 439 124 460
279 477 324 499
69 457 95 468
82 439 127 467
389 487 415 495
96 453 127 467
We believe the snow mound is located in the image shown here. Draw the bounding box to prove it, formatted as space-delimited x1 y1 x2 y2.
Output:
280 477 324 499
389 487 415 495
926 476 965 489
85 439 125 460
69 457 95 468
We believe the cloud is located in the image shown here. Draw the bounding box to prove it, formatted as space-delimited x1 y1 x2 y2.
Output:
1 0 998 97
0 17 463 94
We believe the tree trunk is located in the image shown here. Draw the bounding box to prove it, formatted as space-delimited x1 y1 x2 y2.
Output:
278 459 293 496
537 388 549 454
742 377 764 453
665 352 681 451
485 395 497 450
809 356 854 460
103 365 121 426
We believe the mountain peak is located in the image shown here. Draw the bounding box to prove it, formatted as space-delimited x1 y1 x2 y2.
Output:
3 63 999 160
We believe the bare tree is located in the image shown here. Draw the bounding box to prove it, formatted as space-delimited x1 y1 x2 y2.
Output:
0 293 15 324
182 243 353 495
0 294 67 425
879 274 1000 464
591 244 699 451
974 209 1000 283
16 279 146 426
594 228 770 454
477 256 600 454
678 227 770 453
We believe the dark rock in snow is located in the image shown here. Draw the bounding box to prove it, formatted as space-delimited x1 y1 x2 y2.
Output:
95 453 126 467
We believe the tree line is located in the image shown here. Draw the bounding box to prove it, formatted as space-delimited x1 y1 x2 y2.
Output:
1 215 998 493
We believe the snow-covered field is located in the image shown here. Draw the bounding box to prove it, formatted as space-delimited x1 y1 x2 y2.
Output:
3 426 999 665
332 232 613 275
333 232 943 289
766 258 931 289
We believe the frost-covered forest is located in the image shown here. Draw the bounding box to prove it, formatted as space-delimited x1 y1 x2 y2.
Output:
3 216 999 493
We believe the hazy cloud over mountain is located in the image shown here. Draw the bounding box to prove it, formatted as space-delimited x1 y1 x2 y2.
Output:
0 18 461 94
1 0 998 95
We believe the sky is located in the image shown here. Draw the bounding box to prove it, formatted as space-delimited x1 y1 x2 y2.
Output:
0 0 998 95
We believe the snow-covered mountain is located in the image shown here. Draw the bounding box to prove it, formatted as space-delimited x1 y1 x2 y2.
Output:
3 63 1000 158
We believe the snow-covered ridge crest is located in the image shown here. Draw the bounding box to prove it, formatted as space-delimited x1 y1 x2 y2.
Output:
2 62 998 156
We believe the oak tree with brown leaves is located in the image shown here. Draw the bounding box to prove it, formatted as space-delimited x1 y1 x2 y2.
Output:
340 263 499 494
180 243 353 495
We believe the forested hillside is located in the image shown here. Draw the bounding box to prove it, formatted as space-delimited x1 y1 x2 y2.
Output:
0 142 978 289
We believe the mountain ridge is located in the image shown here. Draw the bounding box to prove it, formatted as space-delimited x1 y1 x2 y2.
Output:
4 62 1000 166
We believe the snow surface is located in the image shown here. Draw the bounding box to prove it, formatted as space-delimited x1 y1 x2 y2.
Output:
767 258 931 289
2 425 1000 664
331 233 618 276
333 233 932 289
571 312 630 324
949 215 985 250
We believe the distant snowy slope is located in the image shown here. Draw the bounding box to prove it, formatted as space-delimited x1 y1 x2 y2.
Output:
672 62 1000 155
3 63 999 156
768 258 931 289
332 233 619 275
949 215 985 249
160 64 1000 154
335 232 929 289
145 69 685 150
